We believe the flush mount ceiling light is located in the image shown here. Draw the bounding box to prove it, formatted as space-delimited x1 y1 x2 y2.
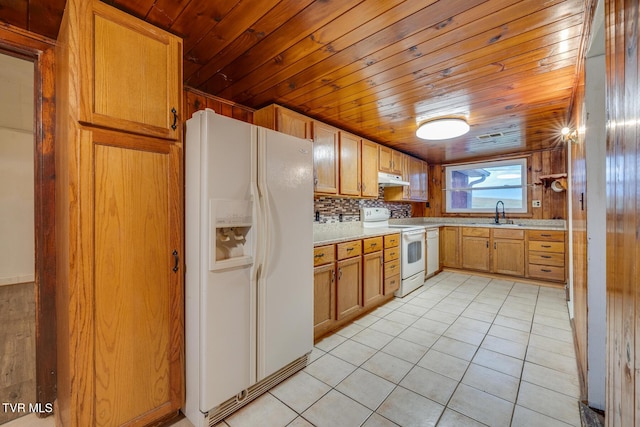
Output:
416 118 470 140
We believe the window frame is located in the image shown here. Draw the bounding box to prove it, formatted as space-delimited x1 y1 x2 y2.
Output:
444 157 528 214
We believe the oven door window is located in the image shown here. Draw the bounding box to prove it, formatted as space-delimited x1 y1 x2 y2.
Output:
407 240 422 265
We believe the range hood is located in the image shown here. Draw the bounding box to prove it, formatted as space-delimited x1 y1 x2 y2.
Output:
378 172 410 187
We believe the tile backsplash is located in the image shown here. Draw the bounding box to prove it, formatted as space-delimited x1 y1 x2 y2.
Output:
314 187 412 223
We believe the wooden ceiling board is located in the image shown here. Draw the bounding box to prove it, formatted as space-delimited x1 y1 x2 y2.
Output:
284 1 582 115
183 0 308 86
248 0 490 108
196 0 365 94
0 0 28 32
214 0 421 103
3 0 588 163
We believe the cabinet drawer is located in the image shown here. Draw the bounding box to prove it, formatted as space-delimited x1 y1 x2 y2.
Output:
384 274 400 295
384 259 400 277
529 251 564 267
384 233 400 248
384 247 400 262
528 264 565 281
462 227 490 237
527 230 564 241
363 236 383 254
493 228 524 240
337 240 362 260
528 241 565 253
314 245 335 266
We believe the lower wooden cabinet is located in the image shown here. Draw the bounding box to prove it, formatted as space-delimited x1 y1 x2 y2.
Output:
313 234 400 340
492 229 525 276
363 237 384 307
313 263 335 336
362 252 383 307
441 226 460 268
527 230 566 282
461 228 491 272
441 226 566 283
336 256 362 320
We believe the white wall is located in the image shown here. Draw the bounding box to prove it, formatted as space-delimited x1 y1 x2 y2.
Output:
0 54 34 286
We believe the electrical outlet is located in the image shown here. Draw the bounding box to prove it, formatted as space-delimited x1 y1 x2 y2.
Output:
532 200 541 208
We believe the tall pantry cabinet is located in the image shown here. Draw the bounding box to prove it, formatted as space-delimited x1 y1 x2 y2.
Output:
55 1 184 426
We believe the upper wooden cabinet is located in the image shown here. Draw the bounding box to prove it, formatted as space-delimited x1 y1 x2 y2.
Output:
63 0 182 140
311 121 339 194
339 131 362 197
408 157 428 201
361 139 380 198
379 146 402 174
254 104 311 139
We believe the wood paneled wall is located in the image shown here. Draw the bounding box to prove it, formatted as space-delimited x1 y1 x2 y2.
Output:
605 0 639 425
183 86 254 124
570 54 588 397
424 150 567 219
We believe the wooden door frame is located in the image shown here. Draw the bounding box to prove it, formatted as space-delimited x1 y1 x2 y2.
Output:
0 24 57 411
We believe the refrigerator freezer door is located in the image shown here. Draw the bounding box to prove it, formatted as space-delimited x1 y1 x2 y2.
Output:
185 110 258 414
256 128 314 381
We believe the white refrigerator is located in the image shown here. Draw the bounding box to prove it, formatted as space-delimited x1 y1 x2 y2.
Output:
184 109 313 426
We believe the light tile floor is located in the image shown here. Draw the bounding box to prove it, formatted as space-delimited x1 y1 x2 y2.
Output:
6 272 581 427
214 272 582 427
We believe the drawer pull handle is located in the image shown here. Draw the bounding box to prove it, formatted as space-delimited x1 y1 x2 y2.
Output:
541 255 552 259
541 269 552 273
541 245 552 248
371 242 377 247
541 233 551 237
338 268 342 279
347 247 354 252
331 269 335 283
315 253 325 258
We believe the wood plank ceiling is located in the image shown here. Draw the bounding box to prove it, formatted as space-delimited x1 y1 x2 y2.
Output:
0 0 587 163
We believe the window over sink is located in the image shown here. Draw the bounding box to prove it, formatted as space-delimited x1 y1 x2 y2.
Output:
444 158 528 213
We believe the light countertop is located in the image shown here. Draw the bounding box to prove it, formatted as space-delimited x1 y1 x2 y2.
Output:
313 217 565 246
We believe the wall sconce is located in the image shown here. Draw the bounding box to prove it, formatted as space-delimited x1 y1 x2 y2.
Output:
561 127 578 144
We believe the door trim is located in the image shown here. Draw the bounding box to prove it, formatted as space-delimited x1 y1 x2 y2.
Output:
0 24 57 411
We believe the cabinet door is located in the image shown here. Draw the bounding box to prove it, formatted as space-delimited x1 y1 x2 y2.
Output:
461 236 490 271
493 239 525 276
336 257 362 320
89 1 182 140
276 107 310 139
379 145 393 172
361 139 379 197
391 149 403 175
93 130 183 426
408 157 421 200
441 227 460 268
312 121 339 194
339 132 362 196
419 160 429 201
362 252 383 308
314 264 335 335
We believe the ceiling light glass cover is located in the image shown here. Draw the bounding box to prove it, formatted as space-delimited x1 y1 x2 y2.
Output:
416 118 470 140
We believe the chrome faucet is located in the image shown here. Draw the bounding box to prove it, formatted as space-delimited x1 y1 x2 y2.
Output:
495 200 505 224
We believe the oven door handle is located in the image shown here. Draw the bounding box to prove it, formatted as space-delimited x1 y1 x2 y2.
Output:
402 230 426 238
